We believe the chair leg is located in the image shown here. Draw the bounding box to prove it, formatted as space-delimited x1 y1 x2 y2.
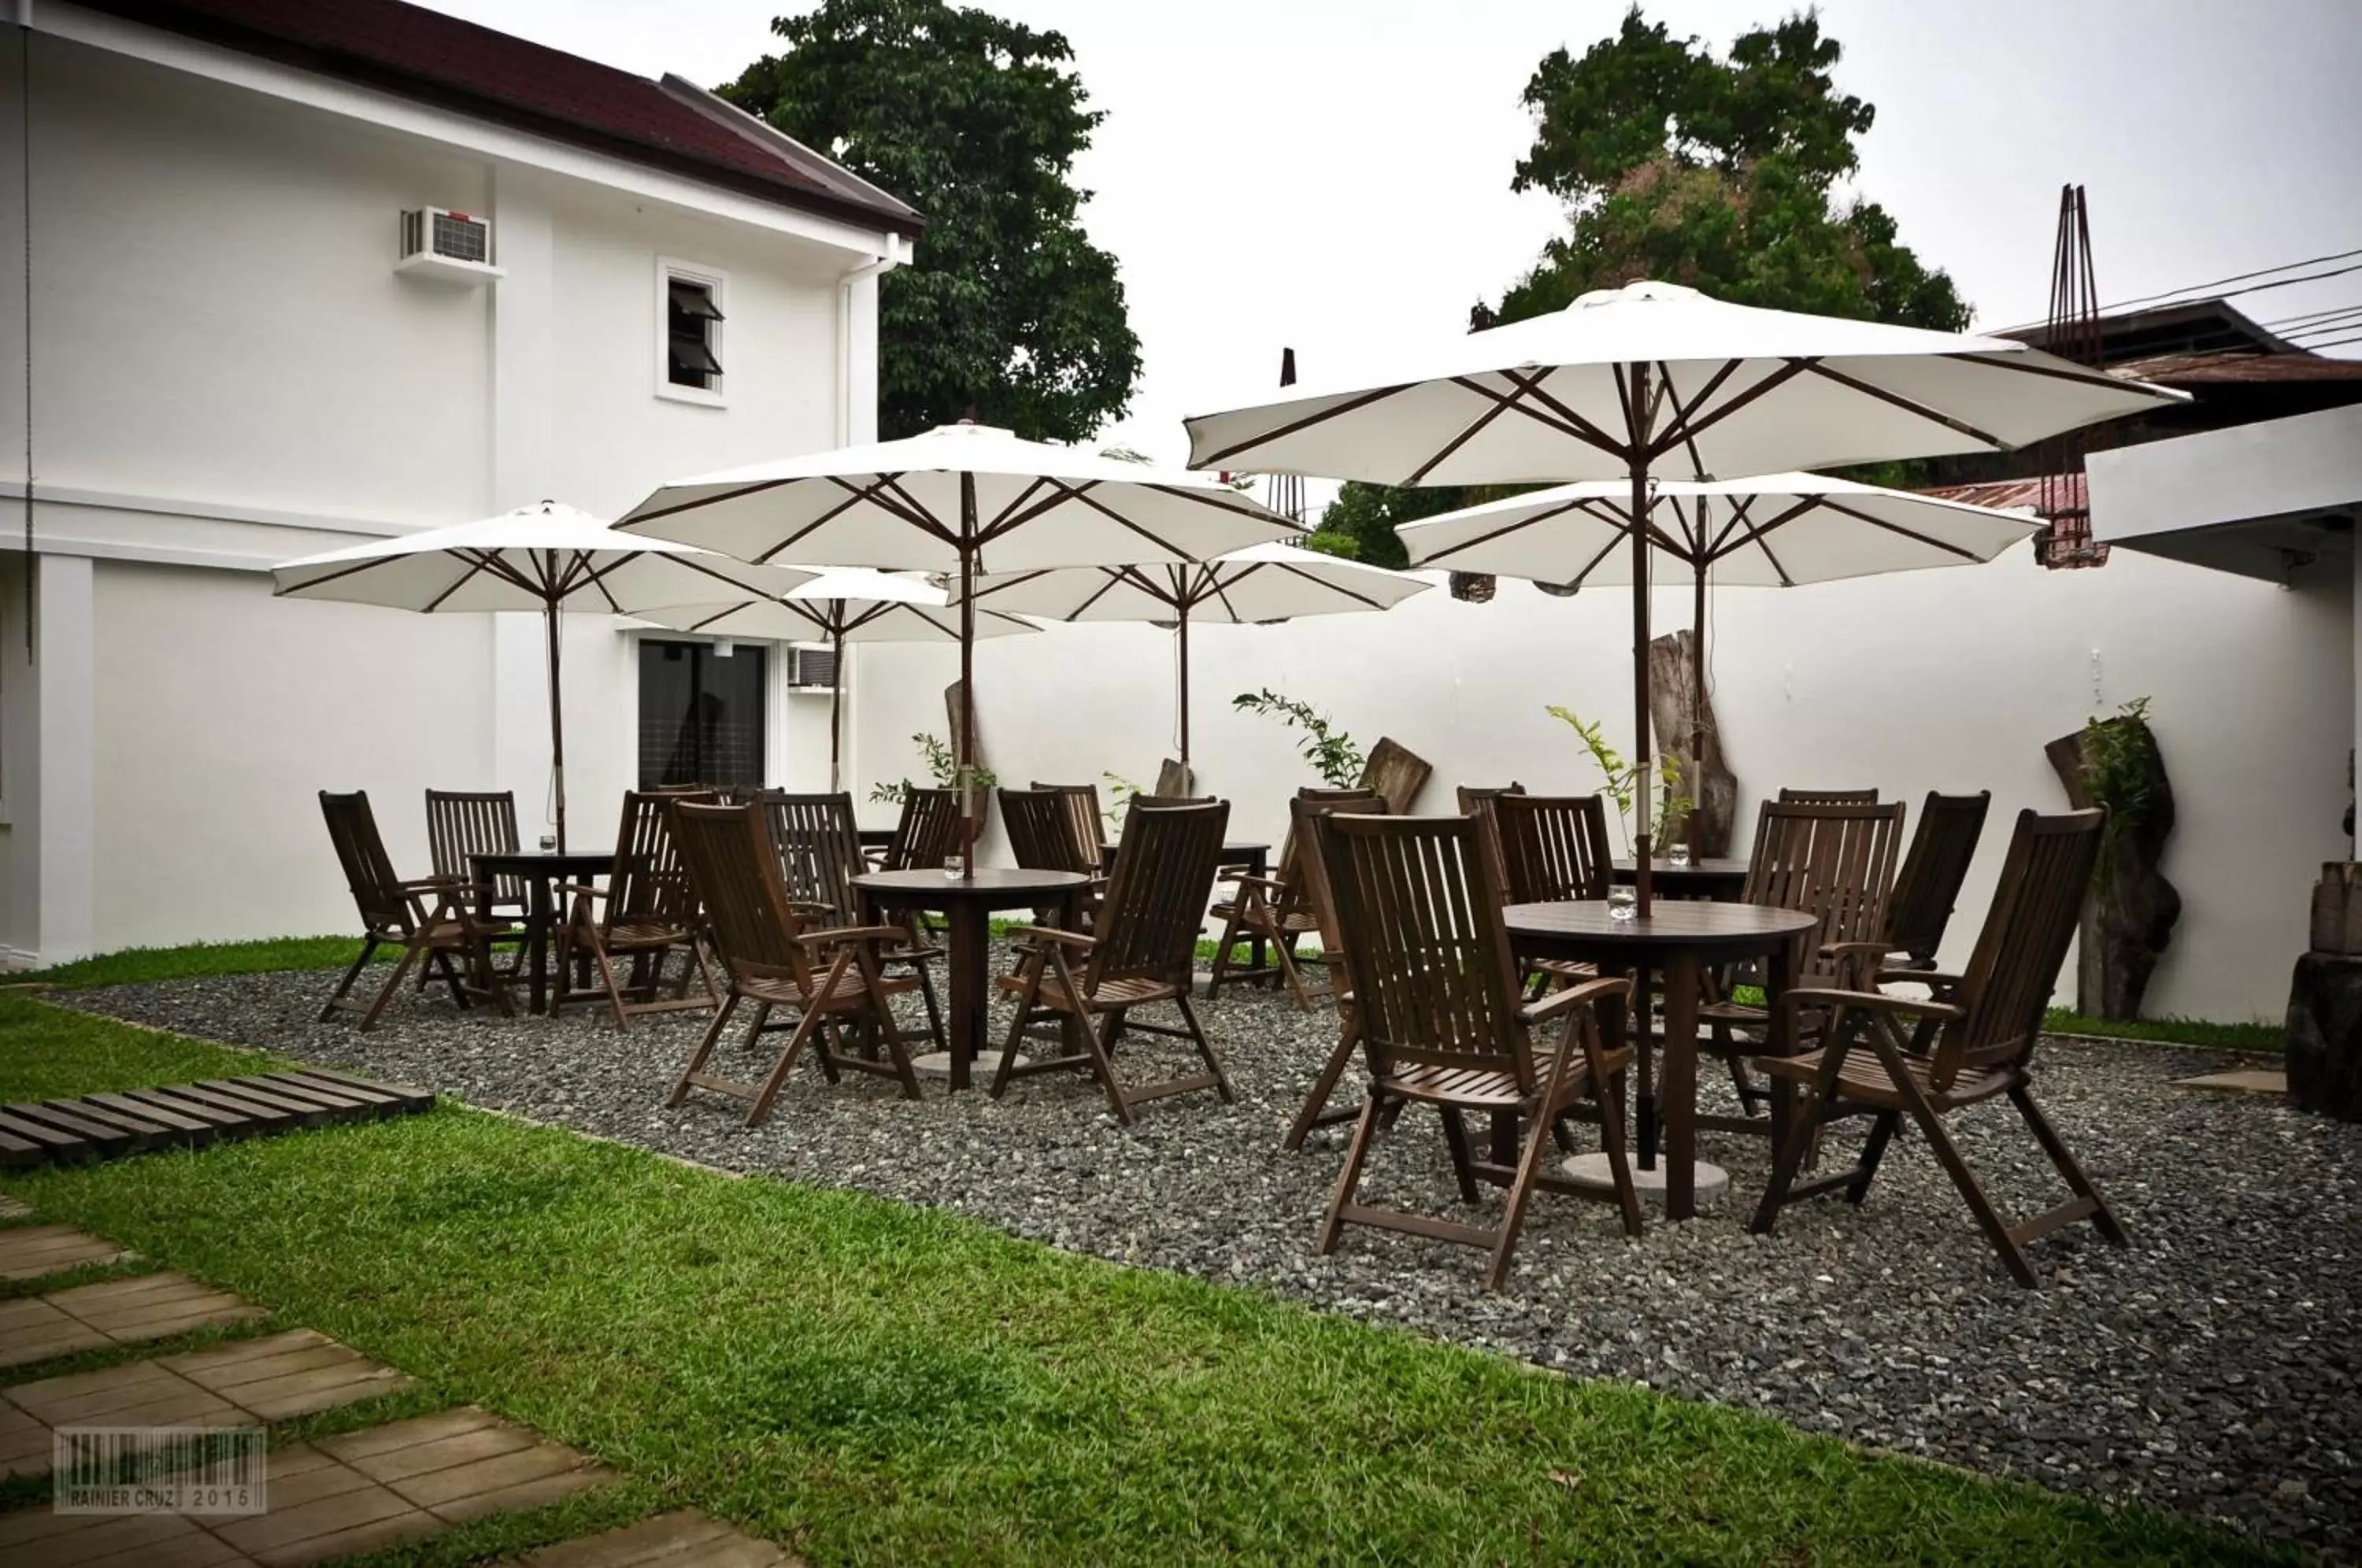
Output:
1899 1080 2038 1288
1284 1013 1364 1152
666 993 742 1107
1748 1085 1822 1235
588 936 631 1030
1486 1096 1572 1291
320 937 381 1021
1274 934 1317 1012
1846 1111 1901 1204
1173 993 1233 1104
746 1003 820 1127
1317 1094 1385 1255
908 958 947 1053
2009 1083 2128 1245
1205 915 1247 999
1437 1108 1481 1204
1591 1073 1644 1239
1075 1011 1134 1123
990 952 1048 1100
357 940 424 1031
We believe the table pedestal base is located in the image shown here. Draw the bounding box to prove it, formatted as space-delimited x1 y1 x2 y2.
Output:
911 1049 1027 1080
1561 1152 1729 1211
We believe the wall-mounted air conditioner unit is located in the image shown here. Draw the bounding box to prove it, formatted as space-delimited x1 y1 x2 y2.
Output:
787 645 838 690
397 207 503 284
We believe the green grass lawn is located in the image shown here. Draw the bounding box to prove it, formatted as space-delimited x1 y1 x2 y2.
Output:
12 935 374 989
0 997 2278 1566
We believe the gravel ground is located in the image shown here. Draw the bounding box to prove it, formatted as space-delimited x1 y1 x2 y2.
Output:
64 963 2362 1556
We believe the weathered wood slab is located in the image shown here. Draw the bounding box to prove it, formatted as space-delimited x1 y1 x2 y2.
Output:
0 1074 431 1170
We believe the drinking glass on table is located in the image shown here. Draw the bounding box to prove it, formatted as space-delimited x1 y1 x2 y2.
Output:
1668 843 1692 868
943 856 964 880
1607 886 1638 921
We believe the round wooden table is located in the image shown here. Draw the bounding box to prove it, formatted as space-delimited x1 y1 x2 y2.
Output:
1612 857 1749 901
472 849 615 1015
1502 900 1817 1221
852 868 1091 1092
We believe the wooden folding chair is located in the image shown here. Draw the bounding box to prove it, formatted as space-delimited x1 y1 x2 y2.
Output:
1749 808 2127 1287
318 791 512 1030
1207 787 1383 1008
1279 793 1396 1149
553 790 720 1027
424 789 527 982
1456 782 1525 899
765 790 946 1057
1883 790 1992 970
1491 793 1615 990
665 802 924 1125
991 798 1235 1122
1698 798 1905 1139
883 786 964 872
1032 780 1106 869
1316 812 1642 1289
1777 786 1879 806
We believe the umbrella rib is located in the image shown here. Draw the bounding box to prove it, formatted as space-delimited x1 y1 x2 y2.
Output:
277 555 394 596
984 478 1087 540
1194 381 1419 468
1205 568 1249 624
1009 479 1199 560
1797 362 2006 448
983 476 1056 532
1410 497 1590 567
624 475 798 528
1402 381 1522 485
1809 497 1994 561
871 475 962 544
1565 527 1629 590
1705 492 1767 556
1073 570 1142 618
1653 360 1723 480
1491 368 1632 458
1705 496 1820 568
424 550 524 613
966 568 1053 606
1270 559 1393 610
1649 358 1818 457
1939 349 2181 399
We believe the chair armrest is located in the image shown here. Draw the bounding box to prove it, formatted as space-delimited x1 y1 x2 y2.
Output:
1879 967 1966 989
1004 925 1095 949
795 923 910 949
1781 986 1965 1026
401 875 469 893
554 882 609 900
1521 974 1631 1025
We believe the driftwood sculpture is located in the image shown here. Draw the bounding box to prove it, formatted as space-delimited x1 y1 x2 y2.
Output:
1357 737 1432 814
1646 629 1737 857
2045 722 2179 1019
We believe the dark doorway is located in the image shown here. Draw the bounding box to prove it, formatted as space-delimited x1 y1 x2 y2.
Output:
639 640 766 789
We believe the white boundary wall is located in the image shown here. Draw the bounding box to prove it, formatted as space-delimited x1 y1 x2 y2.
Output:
852 544 2350 1024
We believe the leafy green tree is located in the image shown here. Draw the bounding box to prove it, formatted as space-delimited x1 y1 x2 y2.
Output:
720 0 1142 442
1322 6 1966 560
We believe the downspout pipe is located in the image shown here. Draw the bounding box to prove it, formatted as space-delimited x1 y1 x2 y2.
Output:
836 235 907 448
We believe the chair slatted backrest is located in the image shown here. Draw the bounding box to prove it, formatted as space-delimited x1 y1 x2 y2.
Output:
1778 787 1879 806
1300 786 1381 804
1001 788 1094 875
1131 793 1212 810
320 791 411 933
1932 808 2105 1087
1288 794 1393 971
1885 791 1992 964
1492 793 1615 904
885 787 964 872
1456 783 1525 899
609 790 714 929
765 792 867 922
425 790 524 907
1319 813 1532 1085
1033 781 1105 866
1742 799 1907 982
1087 798 1231 989
670 802 816 994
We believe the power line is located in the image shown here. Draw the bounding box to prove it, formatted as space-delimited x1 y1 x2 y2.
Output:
2299 329 2362 353
2097 245 2362 314
2279 308 2362 338
2264 300 2362 330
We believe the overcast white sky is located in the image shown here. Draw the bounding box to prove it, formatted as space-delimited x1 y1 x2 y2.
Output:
427 0 2362 460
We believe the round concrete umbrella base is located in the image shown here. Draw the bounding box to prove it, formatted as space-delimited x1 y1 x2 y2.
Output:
1561 1152 1730 1212
912 1050 1027 1079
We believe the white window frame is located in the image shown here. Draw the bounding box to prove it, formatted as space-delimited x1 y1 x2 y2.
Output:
655 256 728 409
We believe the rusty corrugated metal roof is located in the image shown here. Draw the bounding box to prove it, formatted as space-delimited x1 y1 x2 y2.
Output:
1920 474 2082 514
2109 350 2362 384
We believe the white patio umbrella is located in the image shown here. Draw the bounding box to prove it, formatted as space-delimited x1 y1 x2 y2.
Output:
1183 279 2185 907
617 422 1299 872
957 540 1431 775
633 568 1041 793
272 500 811 850
1398 472 2041 849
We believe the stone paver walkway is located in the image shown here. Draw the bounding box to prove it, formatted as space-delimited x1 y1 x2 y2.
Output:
0 1330 410 1478
0 1407 615 1566
0 1272 265 1370
512 1509 798 1566
2174 1067 2288 1094
0 1227 131 1282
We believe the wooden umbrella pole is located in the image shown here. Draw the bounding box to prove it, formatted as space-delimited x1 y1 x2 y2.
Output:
829 623 846 796
1627 366 1654 915
1690 555 1708 859
1176 600 1190 776
958 471 979 878
544 597 568 853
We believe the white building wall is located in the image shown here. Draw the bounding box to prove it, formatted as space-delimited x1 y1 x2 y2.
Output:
0 24 890 959
853 545 2351 1024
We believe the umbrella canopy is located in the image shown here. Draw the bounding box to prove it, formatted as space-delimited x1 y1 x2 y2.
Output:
618 423 1299 871
1399 474 2040 853
635 569 1040 792
958 541 1430 769
1396 472 2040 587
272 501 810 849
1183 279 2184 908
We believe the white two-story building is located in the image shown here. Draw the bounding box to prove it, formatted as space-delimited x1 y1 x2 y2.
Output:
1 0 921 963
